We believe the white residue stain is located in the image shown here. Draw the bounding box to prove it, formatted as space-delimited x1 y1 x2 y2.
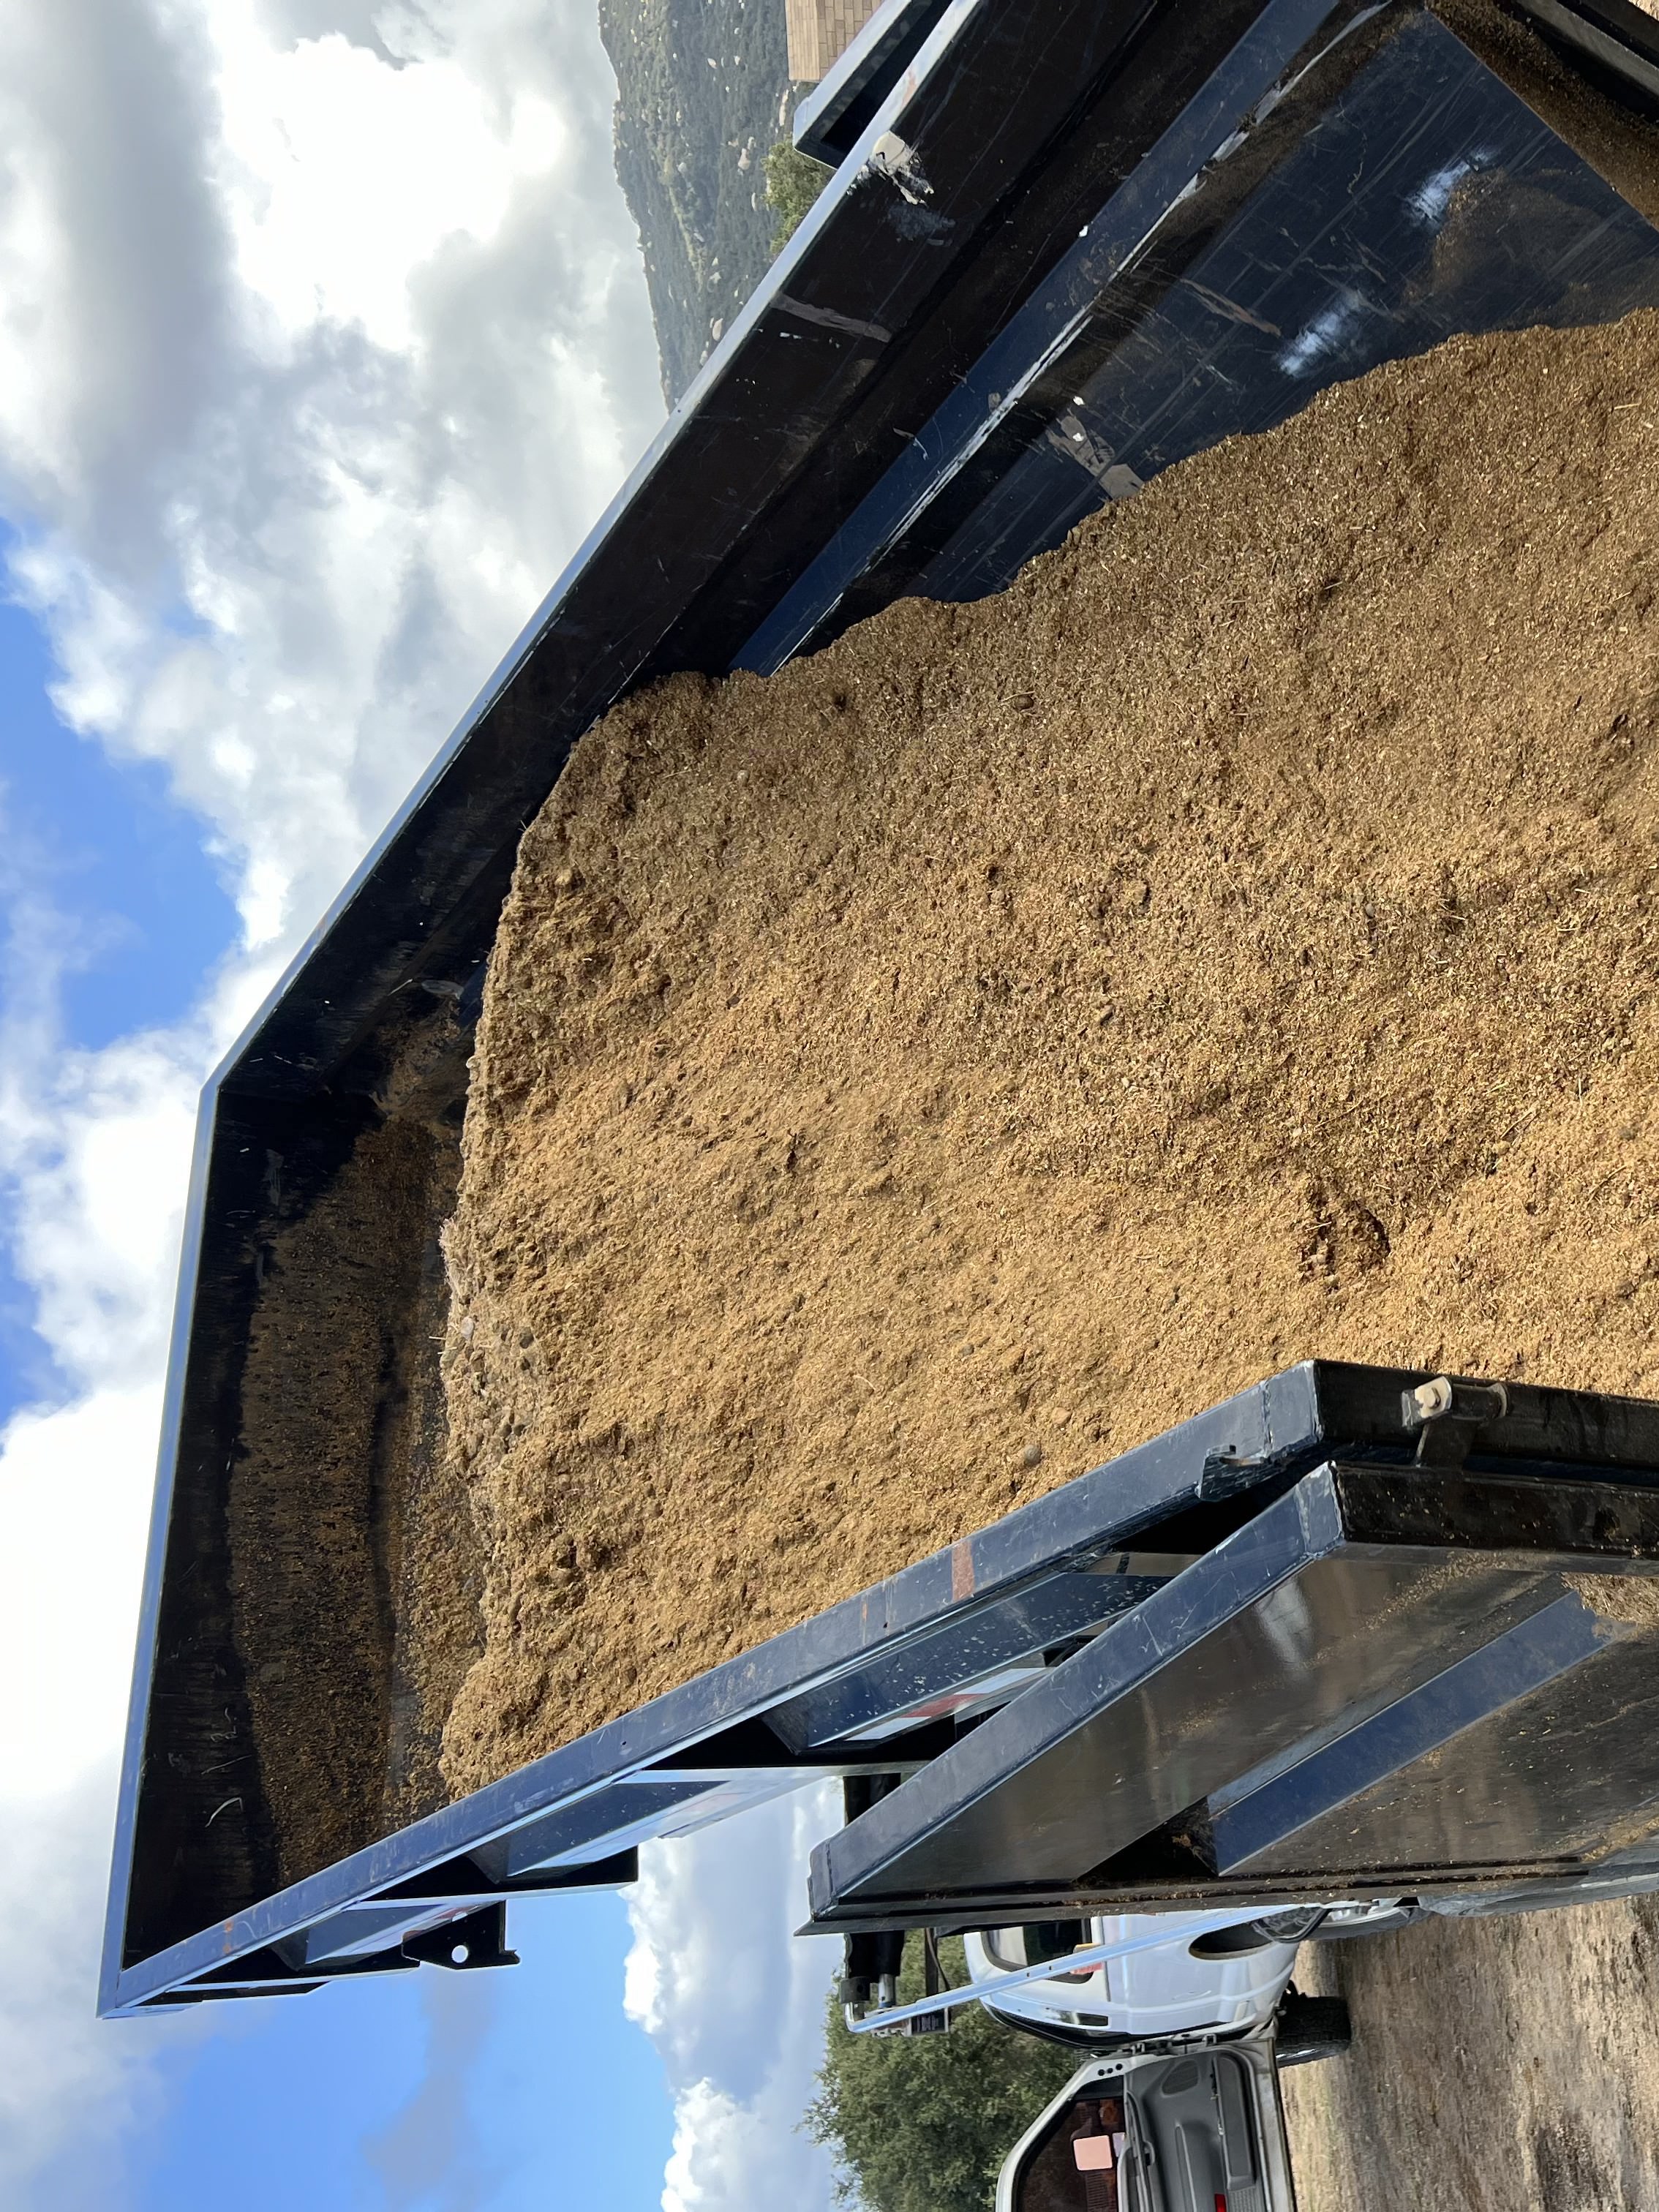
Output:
1276 287 1369 379
1406 148 1496 228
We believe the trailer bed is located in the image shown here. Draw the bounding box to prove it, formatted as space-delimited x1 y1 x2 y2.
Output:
103 0 1659 2015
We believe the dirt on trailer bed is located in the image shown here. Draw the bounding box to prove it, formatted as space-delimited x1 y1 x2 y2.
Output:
1282 1899 1659 2208
433 308 1659 1798
225 304 1659 2197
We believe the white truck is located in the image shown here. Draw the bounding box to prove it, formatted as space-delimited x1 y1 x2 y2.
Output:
838 1903 1370 2210
971 1906 1367 2212
843 1881 1659 2207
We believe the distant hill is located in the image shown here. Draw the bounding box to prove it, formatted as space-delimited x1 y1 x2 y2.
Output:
599 0 797 405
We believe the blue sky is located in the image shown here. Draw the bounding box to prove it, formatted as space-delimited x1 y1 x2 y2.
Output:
0 4 839 2205
0 596 236 1054
0 594 236 1426
114 1897 674 2212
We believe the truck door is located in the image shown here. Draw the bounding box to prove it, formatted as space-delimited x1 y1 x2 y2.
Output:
1004 2051 1285 2212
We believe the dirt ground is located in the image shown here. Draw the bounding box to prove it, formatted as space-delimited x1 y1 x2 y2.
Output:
1282 1902 1659 2209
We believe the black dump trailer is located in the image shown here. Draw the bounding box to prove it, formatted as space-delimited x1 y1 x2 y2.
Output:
103 0 1659 2015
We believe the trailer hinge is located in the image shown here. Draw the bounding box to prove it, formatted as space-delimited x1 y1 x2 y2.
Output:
1402 1375 1510 1467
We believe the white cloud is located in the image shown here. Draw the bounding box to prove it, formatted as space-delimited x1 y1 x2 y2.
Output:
213 16 567 353
0 0 663 955
0 801 263 2197
0 0 666 2196
0 0 663 1764
0 1392 164 1798
626 1787 845 2212
0 1020 202 1400
0 0 233 566
0 1767 199 2208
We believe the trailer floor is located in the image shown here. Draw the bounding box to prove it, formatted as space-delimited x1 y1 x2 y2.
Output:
1282 1901 1659 2209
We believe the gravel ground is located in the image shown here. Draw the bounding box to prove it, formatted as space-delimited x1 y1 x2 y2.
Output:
1281 1901 1659 2210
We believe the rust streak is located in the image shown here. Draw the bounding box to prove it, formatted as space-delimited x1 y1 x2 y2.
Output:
951 1538 975 1603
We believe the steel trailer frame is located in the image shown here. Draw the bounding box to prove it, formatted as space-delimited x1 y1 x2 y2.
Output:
105 1362 1659 2011
105 0 1659 2015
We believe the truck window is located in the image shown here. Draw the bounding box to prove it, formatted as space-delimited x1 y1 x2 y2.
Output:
982 1920 1091 1975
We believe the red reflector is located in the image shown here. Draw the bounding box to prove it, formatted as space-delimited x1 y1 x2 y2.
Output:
1216 2198 1227 2212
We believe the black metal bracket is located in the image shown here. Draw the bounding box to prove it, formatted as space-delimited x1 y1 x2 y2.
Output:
377 1847 639 1901
1402 1375 1511 1466
402 1903 519 1972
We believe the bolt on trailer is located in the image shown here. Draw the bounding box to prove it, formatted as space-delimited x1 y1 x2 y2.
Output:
102 0 1659 2017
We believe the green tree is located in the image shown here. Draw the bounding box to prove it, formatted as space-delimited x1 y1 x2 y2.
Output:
805 1939 1078 2211
764 138 832 250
